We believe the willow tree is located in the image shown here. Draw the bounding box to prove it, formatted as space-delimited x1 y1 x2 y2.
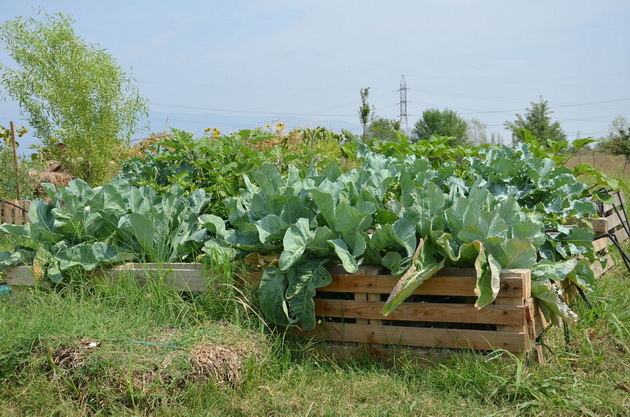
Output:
0 12 148 184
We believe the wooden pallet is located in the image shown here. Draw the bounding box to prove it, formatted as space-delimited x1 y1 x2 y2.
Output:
0 200 30 225
246 266 545 360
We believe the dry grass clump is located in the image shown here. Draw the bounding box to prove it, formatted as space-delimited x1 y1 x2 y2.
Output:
51 339 99 370
188 342 250 387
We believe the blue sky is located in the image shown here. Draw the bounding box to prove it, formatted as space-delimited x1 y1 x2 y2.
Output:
1 0 629 154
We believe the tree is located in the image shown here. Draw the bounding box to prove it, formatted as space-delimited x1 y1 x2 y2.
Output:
0 12 148 185
601 115 630 170
366 117 399 142
358 87 374 141
412 108 469 146
504 97 566 147
467 118 488 145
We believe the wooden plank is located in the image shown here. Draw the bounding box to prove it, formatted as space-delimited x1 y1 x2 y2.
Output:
591 254 614 278
314 299 525 325
565 217 608 234
2 203 12 224
354 293 369 325
495 284 529 350
304 322 528 353
602 192 625 215
532 299 551 340
605 212 622 232
14 204 22 225
592 237 609 253
22 201 31 224
323 275 526 297
614 226 629 243
242 269 528 298
366 293 382 325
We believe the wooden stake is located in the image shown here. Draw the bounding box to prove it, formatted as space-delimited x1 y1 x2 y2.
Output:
9 121 21 201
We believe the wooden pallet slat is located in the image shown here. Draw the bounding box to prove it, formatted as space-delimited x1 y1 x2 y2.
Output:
314 299 525 326
304 322 528 352
323 274 526 297
601 191 625 216
606 212 623 232
591 254 614 278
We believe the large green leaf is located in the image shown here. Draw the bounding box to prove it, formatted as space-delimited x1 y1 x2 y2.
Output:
285 261 332 330
531 281 577 326
444 198 478 236
381 239 444 315
473 243 502 308
258 266 293 327
335 203 372 254
0 247 36 271
485 238 537 269
309 188 337 230
199 214 228 237
329 239 359 273
27 200 63 243
458 212 509 243
254 214 289 244
121 213 156 259
279 218 313 271
531 259 578 282
56 242 130 272
512 222 546 248
567 259 596 290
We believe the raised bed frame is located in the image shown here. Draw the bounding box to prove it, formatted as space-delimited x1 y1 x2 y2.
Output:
4 263 208 292
247 266 547 361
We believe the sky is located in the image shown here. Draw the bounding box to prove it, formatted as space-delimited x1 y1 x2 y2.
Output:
0 0 629 155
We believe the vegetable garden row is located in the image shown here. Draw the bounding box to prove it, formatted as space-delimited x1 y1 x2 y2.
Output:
1 129 627 361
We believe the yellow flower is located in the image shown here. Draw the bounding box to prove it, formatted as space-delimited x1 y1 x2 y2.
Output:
205 127 211 132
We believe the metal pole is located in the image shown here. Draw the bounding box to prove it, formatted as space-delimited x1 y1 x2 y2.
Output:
9 121 21 201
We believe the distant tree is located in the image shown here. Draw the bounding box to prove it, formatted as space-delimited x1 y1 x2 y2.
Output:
601 115 630 170
412 108 469 146
504 97 566 147
0 11 148 185
358 87 375 142
467 118 488 145
366 117 399 141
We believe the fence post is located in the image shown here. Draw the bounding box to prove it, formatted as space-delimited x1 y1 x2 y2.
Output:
9 121 21 201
